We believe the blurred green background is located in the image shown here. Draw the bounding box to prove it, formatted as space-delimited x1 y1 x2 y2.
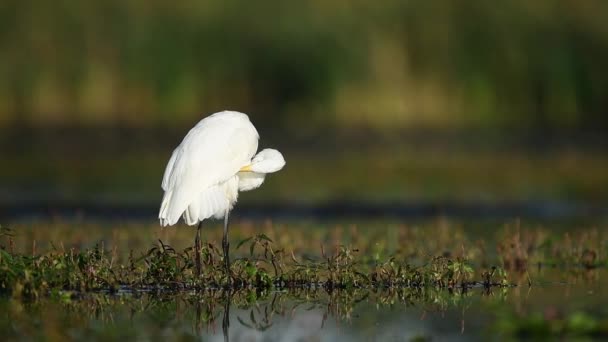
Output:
1 0 607 210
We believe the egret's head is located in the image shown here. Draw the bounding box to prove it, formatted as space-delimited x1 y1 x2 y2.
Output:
247 148 285 173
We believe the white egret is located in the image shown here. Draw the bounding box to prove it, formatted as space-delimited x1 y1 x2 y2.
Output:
158 110 285 275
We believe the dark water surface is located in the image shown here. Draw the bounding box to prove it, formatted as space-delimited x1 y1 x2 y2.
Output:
4 200 607 224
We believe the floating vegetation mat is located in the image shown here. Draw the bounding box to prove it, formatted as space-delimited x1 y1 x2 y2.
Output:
3 219 608 298
0 231 510 299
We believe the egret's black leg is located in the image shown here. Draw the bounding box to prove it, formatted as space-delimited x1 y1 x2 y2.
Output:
222 209 231 275
195 222 202 277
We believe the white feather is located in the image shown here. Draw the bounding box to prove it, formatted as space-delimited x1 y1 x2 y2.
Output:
238 172 266 192
161 148 179 191
159 111 258 226
158 110 285 228
182 176 240 225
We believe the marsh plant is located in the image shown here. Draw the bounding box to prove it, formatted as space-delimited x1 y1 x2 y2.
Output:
0 224 510 300
496 222 608 273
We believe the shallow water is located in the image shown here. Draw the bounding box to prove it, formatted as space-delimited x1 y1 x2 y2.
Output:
2 268 606 341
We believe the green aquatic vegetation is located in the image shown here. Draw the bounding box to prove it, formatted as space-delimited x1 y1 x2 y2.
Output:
492 310 608 339
0 242 121 298
0 231 510 300
13 219 608 273
5 219 608 302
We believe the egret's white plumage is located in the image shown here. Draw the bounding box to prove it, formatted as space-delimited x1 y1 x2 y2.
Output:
159 110 285 228
159 110 285 275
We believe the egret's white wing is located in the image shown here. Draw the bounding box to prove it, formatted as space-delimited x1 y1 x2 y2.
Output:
183 176 240 225
237 171 266 192
159 111 258 226
161 148 179 191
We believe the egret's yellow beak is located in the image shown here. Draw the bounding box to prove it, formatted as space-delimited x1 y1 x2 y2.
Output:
239 165 252 172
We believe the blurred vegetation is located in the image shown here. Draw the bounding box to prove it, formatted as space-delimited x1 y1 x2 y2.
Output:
3 147 608 204
492 310 608 339
1 0 607 130
1 1 608 206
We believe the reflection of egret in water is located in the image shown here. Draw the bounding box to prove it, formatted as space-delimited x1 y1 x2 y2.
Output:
190 291 232 341
222 296 230 342
198 292 332 342
28 288 484 340
189 289 477 341
192 292 322 341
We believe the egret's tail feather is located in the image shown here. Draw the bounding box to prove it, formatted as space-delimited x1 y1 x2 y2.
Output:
159 177 240 227
183 182 234 224
159 190 177 226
